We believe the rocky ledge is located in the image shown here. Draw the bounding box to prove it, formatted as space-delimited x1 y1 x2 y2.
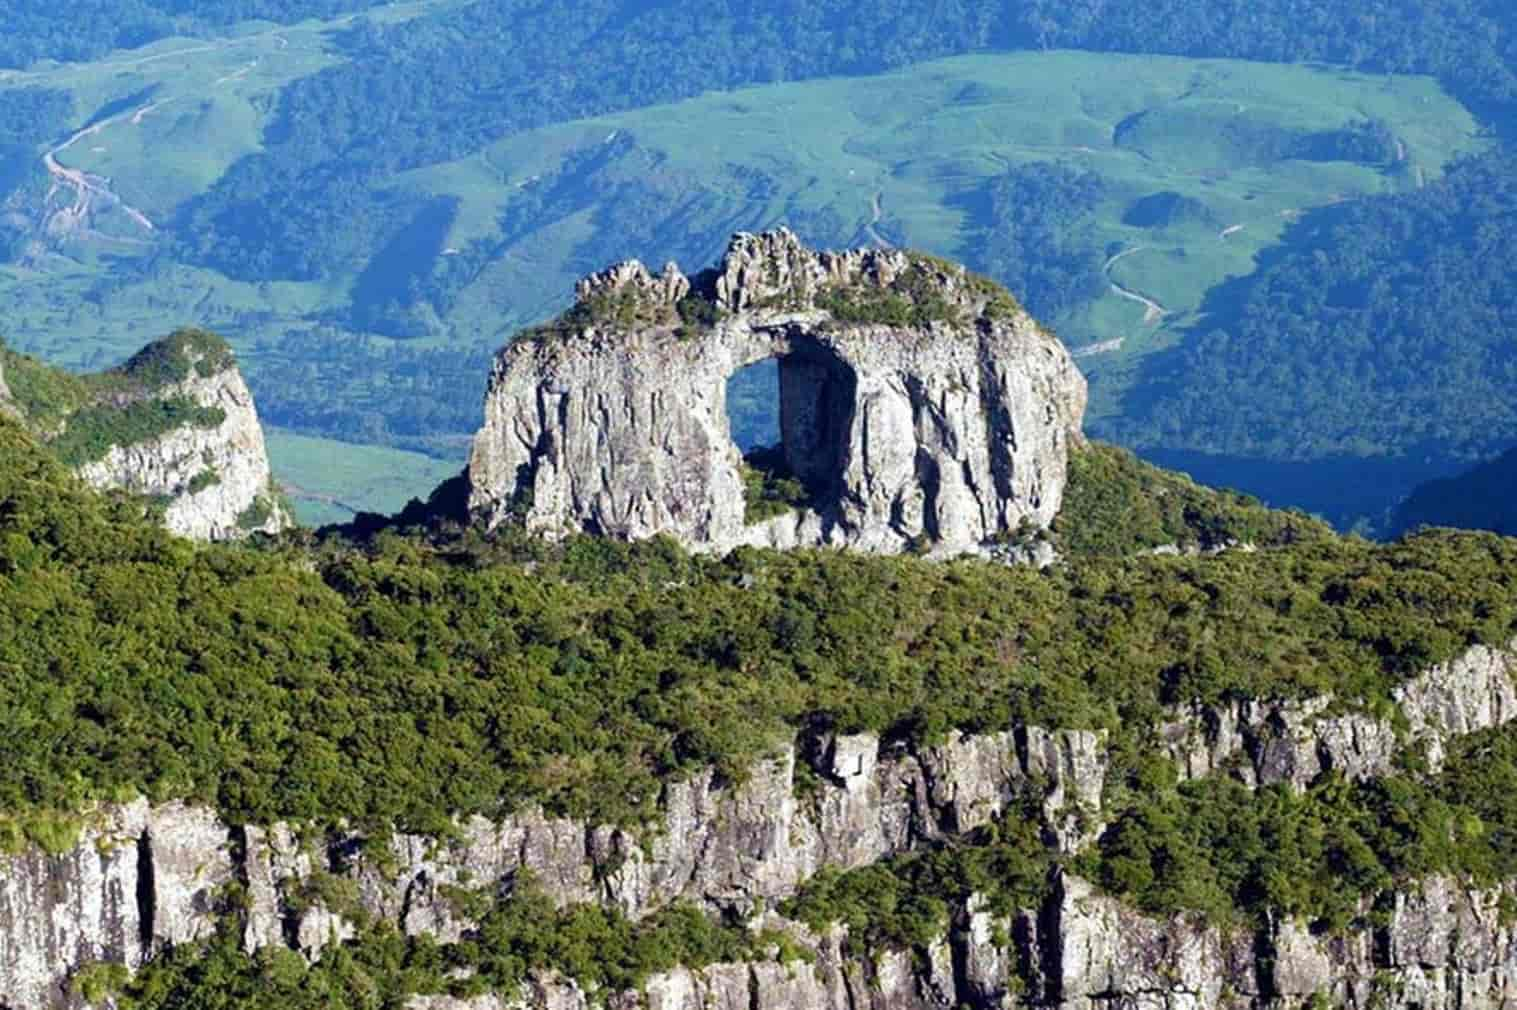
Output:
61 331 288 541
4 639 1513 1009
466 229 1087 557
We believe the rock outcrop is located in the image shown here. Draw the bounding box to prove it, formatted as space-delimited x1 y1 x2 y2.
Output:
3 639 1515 1009
19 330 291 541
74 363 288 541
1163 639 1517 787
404 871 1517 1010
0 725 1102 1009
467 229 1086 556
0 353 15 417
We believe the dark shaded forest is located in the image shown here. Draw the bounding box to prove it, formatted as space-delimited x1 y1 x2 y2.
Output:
1112 154 1517 463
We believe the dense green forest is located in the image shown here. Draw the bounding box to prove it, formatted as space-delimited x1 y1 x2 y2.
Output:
1112 153 1517 463
962 162 1108 322
1 407 1513 1004
3 407 1514 839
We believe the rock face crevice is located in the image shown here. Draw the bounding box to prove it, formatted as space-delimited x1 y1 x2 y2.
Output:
2 640 1514 1009
467 230 1087 556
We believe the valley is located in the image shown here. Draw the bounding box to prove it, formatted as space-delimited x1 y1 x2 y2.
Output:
0 33 1484 518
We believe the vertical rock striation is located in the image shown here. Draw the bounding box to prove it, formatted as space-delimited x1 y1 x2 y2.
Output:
2 640 1515 1008
467 229 1086 556
71 335 289 541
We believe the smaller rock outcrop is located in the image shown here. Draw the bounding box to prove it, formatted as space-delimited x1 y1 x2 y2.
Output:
468 229 1087 556
0 353 15 417
1 330 290 541
1162 638 1517 787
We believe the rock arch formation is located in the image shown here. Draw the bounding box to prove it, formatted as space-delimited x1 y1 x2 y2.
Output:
466 230 1087 556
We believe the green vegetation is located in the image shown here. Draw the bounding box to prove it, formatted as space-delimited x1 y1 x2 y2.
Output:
116 328 236 387
966 162 1107 322
70 962 131 1004
263 429 463 527
101 877 787 1010
0 341 93 431
0 1 395 68
740 446 811 525
780 717 1517 946
784 802 1050 949
235 491 277 531
0 41 1476 466
3 412 1516 840
0 0 1511 524
814 255 1015 330
0 329 235 467
50 397 225 467
187 468 221 495
1054 442 1333 556
1114 154 1517 465
1086 720 1517 929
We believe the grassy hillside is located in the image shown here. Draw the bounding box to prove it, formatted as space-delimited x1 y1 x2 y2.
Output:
0 40 1481 487
264 428 462 526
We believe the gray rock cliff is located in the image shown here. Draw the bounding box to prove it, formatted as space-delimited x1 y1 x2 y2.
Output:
0 354 15 418
467 229 1087 556
3 639 1515 1009
69 335 291 542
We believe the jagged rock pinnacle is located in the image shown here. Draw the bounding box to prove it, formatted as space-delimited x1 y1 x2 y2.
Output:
466 230 1087 556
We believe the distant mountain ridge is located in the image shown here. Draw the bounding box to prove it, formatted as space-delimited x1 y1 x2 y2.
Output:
1392 446 1517 537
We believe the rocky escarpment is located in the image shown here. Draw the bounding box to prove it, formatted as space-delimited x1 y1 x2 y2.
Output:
5 330 290 541
73 358 288 541
4 639 1515 1009
0 353 15 417
467 229 1086 557
407 870 1517 1010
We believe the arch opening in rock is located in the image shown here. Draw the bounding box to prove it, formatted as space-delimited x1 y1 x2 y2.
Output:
465 229 1088 554
724 332 858 527
725 358 779 453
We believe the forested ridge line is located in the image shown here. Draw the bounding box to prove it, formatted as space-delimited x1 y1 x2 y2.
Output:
1 410 1513 845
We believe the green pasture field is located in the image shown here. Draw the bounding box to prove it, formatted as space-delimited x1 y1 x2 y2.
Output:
0 41 1485 503
263 427 462 527
441 49 1480 363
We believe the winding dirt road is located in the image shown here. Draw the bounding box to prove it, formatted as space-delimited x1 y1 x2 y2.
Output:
864 190 893 249
1103 246 1166 323
43 103 167 235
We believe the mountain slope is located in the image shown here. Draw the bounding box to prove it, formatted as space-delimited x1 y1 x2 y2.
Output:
2 398 1517 1006
1391 445 1517 536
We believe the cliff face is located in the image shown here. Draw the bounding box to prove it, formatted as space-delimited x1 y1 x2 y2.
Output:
407 872 1517 1010
4 639 1514 1010
2 331 291 541
73 361 289 541
0 354 14 416
467 230 1086 556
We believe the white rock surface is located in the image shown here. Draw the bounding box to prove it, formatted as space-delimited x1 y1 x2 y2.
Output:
467 229 1086 556
75 362 289 542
